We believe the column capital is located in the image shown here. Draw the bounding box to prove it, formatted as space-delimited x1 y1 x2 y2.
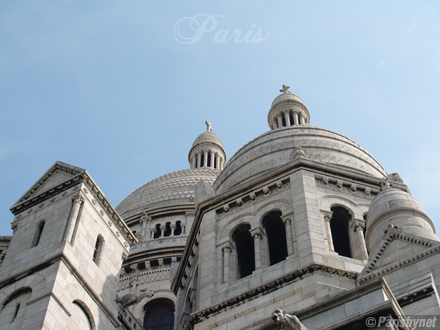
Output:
222 244 232 253
250 227 264 239
323 214 332 222
72 194 85 203
352 219 366 231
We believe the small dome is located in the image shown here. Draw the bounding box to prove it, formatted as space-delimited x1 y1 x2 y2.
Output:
271 92 305 109
188 122 227 170
365 188 439 251
191 131 224 149
268 85 311 130
116 168 220 219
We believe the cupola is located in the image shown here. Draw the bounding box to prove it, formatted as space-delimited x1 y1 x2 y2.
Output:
268 85 311 130
188 121 226 170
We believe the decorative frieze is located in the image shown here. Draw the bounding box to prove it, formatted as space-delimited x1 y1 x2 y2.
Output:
216 178 291 219
119 266 171 290
315 175 379 198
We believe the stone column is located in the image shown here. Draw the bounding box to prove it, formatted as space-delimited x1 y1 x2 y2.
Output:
150 229 155 239
160 225 165 237
222 245 232 284
324 214 334 252
204 150 208 167
293 112 299 126
273 119 278 129
197 152 201 169
282 217 294 256
170 224 175 236
277 114 283 128
209 151 214 168
300 114 306 125
284 111 291 127
65 195 84 243
355 221 368 260
220 157 223 170
251 229 263 270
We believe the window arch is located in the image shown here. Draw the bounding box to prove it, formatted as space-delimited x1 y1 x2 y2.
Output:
92 235 104 265
72 300 93 330
0 287 32 329
262 211 288 266
32 221 45 247
330 206 352 258
232 224 255 279
143 298 175 330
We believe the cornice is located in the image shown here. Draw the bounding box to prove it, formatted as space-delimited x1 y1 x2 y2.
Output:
10 171 137 246
184 264 358 330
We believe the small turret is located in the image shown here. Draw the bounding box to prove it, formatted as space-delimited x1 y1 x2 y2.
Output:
188 122 226 170
268 85 311 130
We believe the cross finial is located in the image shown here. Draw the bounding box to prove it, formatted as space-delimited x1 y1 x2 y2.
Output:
205 121 213 131
280 84 291 94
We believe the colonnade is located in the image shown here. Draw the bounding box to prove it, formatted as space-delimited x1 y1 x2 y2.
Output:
191 150 224 170
272 110 307 129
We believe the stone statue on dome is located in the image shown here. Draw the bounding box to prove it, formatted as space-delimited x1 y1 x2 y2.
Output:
205 120 213 131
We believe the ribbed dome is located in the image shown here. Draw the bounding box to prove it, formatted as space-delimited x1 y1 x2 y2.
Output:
214 126 387 195
116 168 220 219
191 131 224 149
365 188 439 251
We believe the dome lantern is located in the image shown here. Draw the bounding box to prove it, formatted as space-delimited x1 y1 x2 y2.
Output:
268 85 311 130
188 121 226 170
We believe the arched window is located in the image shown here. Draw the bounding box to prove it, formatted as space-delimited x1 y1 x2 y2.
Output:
330 206 352 258
143 298 175 330
164 222 172 237
232 224 255 279
72 301 93 330
154 224 161 239
262 211 288 266
32 221 45 247
92 235 104 265
0 288 32 328
174 221 182 236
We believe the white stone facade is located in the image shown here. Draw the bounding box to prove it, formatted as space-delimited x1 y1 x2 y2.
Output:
1 86 439 330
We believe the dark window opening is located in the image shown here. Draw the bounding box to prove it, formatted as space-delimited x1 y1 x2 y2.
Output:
174 221 182 236
207 153 211 167
93 235 104 264
262 211 288 265
33 221 45 247
164 223 171 237
281 115 286 127
143 298 175 330
154 224 161 239
289 112 294 126
195 155 198 168
200 154 205 167
232 224 255 278
214 156 217 169
330 206 352 258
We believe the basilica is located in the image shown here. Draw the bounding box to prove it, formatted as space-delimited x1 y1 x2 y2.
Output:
0 86 439 330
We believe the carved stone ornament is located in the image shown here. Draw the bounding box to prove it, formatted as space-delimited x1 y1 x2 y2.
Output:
291 147 308 160
116 289 155 310
272 309 308 330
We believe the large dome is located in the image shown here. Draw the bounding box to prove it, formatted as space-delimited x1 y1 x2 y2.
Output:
116 168 220 219
214 126 387 194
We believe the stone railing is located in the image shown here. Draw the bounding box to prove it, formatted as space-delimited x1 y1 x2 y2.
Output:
118 308 143 330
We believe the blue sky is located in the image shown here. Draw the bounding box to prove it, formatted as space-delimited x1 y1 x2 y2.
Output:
1 1 439 235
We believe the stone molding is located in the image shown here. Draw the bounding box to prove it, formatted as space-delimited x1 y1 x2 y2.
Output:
358 229 440 284
184 264 357 330
216 178 290 219
315 175 379 199
11 170 137 245
119 267 171 290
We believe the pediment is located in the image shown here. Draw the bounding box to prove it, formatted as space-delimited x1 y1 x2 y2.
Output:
358 228 440 284
12 161 85 208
